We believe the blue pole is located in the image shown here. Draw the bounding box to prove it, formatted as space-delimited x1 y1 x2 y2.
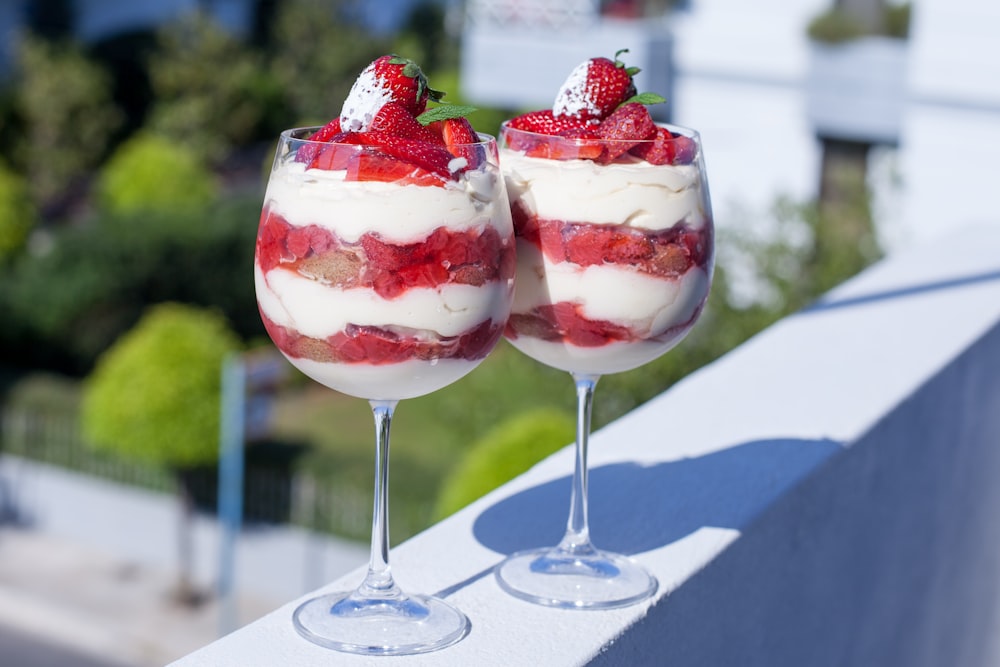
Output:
217 354 246 636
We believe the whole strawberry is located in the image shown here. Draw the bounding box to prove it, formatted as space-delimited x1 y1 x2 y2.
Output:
340 55 443 132
552 49 638 122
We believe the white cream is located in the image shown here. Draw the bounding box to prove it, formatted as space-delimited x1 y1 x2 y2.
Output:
264 161 505 244
510 241 710 339
500 149 707 231
290 356 481 401
256 264 510 339
506 335 694 376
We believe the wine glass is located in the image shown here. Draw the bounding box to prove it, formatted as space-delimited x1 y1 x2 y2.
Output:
254 128 515 653
494 122 714 608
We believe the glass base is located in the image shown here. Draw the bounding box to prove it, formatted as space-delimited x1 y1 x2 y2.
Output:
292 590 469 655
495 547 658 609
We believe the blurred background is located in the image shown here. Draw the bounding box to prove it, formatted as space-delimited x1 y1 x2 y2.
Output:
0 0 994 664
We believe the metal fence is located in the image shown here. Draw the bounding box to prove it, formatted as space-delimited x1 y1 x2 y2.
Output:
0 406 432 542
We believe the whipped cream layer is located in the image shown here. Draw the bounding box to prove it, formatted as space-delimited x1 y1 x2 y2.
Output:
500 149 708 231
256 157 514 399
511 242 710 338
292 357 480 402
507 336 693 377
264 161 504 244
256 265 509 339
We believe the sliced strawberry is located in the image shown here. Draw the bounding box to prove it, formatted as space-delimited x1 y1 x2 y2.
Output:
308 139 353 171
306 117 343 142
629 127 699 166
552 127 604 160
370 102 442 144
348 150 448 187
553 51 638 122
596 103 657 162
505 111 603 160
507 109 590 136
350 131 456 180
296 117 343 162
434 116 485 170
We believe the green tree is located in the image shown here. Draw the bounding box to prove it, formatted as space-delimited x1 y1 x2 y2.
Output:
268 0 390 125
0 196 261 375
0 158 37 263
434 408 575 520
146 11 284 164
11 33 122 209
95 132 218 215
81 302 241 600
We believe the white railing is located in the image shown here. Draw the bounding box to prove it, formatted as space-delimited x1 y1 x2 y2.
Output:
170 222 1000 666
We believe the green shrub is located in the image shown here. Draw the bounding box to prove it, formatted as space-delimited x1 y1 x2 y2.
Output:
0 158 36 262
807 3 912 43
95 133 217 215
147 11 285 164
884 3 912 39
433 407 574 520
268 0 390 125
12 33 122 207
807 8 867 43
0 196 261 375
81 302 241 467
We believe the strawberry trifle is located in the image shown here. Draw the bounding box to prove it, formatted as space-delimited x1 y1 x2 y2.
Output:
256 56 512 655
255 56 515 401
500 52 713 375
493 51 714 610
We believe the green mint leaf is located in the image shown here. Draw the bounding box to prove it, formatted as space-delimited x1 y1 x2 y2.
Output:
416 104 478 125
623 92 667 106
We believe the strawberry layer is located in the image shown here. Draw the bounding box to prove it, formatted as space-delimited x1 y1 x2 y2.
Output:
261 312 501 365
257 208 515 300
512 206 711 280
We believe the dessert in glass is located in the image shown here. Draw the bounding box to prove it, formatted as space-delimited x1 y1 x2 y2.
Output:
494 51 714 609
255 56 514 654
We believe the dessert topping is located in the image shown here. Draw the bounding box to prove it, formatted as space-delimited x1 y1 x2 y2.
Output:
301 55 481 185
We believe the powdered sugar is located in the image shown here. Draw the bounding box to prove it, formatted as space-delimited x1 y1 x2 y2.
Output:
552 60 599 120
340 64 395 132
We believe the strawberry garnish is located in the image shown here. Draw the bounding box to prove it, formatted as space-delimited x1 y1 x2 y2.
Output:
553 49 638 122
296 117 343 162
340 54 442 132
348 151 449 187
355 132 457 180
595 102 657 162
431 116 484 169
507 109 590 135
370 102 442 144
307 131 457 185
629 127 698 165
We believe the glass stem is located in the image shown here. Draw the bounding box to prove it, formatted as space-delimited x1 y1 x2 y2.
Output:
357 399 402 600
558 373 600 556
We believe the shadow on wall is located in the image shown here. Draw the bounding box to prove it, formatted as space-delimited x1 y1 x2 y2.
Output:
586 320 1000 667
473 437 844 557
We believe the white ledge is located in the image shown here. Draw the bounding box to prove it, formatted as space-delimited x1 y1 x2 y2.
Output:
171 222 1000 665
